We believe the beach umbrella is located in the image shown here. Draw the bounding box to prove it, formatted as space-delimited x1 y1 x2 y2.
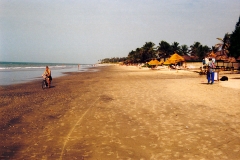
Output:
168 53 185 64
159 59 164 65
148 59 160 66
163 59 171 65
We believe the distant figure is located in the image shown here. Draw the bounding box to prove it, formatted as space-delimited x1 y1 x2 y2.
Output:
205 57 209 65
42 66 52 88
207 58 215 84
78 64 80 70
176 65 180 70
212 58 216 63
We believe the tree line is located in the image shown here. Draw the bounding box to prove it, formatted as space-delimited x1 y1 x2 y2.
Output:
100 17 240 64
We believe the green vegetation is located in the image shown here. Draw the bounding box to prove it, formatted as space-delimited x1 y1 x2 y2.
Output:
229 17 240 58
100 17 240 64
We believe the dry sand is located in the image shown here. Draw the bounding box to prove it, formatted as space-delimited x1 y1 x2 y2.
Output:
0 65 240 159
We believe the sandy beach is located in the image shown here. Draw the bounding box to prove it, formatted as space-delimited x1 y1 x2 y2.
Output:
0 65 240 159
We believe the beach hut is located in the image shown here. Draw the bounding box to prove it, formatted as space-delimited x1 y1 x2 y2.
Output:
182 55 191 61
228 57 237 67
215 55 228 67
237 56 240 61
215 55 228 61
208 51 217 58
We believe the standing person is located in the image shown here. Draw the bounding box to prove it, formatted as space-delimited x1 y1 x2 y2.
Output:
42 66 52 88
207 58 215 84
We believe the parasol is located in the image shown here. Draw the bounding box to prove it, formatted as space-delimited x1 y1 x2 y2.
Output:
148 59 160 66
168 53 185 64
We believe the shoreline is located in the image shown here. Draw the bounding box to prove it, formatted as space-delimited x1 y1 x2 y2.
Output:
1 65 240 159
0 67 100 91
0 65 99 86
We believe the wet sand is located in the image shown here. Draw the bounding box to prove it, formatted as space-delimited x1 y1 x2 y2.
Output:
0 65 240 159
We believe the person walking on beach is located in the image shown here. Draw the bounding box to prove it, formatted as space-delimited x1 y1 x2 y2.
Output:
207 58 215 84
42 66 52 88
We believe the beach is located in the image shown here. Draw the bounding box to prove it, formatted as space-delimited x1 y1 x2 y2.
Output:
0 65 240 159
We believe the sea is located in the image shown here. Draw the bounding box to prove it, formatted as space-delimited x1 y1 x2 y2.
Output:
0 61 98 86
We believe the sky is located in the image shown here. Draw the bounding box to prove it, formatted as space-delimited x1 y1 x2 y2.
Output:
0 0 240 64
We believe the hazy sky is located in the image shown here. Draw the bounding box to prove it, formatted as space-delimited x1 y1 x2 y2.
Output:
0 0 239 64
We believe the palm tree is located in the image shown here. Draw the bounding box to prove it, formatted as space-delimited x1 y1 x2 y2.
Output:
126 42 156 63
171 42 181 53
179 45 189 55
127 50 137 63
215 33 231 55
157 41 171 58
199 45 210 60
189 42 201 57
211 46 219 53
229 16 240 58
135 47 144 62
141 42 156 62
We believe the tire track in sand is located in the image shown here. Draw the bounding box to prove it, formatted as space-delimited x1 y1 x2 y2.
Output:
59 97 100 160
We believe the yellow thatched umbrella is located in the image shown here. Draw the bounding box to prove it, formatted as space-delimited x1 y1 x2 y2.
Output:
163 59 171 65
159 59 164 65
168 53 185 64
148 59 160 65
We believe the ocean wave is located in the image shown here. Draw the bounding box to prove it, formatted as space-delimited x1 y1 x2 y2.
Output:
0 65 71 70
0 62 93 73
